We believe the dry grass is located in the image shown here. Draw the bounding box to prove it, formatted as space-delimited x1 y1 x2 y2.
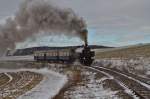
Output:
0 71 43 99
0 74 10 86
96 44 150 59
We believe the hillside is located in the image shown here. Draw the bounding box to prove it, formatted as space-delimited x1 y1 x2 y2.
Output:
8 45 112 56
96 44 150 59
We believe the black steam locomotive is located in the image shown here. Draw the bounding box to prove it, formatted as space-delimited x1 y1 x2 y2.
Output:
34 46 95 66
79 45 95 66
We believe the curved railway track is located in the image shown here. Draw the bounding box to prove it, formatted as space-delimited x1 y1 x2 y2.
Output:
84 65 150 99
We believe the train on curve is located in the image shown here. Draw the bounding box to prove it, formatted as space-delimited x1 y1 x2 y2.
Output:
34 29 95 66
34 45 95 66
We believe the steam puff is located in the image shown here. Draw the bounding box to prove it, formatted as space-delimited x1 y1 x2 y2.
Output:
0 0 86 55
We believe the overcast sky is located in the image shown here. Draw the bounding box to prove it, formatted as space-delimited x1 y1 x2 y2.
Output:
0 0 150 47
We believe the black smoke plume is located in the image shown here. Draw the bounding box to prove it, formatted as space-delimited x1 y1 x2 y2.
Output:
0 0 87 55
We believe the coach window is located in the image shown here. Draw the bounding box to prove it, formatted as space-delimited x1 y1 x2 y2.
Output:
67 52 69 56
62 52 64 56
65 52 67 56
53 52 54 56
55 51 57 56
51 52 53 56
36 53 38 56
59 52 61 56
49 52 51 56
54 52 56 56
53 52 55 56
55 52 56 56
55 52 57 56
34 53 37 56
63 52 66 56
47 52 49 56
61 52 63 56
66 52 68 56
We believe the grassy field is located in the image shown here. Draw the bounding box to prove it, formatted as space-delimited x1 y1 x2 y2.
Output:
96 44 150 59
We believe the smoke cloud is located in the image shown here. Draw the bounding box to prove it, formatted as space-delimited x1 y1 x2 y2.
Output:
0 0 87 55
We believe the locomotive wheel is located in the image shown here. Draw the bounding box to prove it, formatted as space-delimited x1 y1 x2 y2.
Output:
80 58 94 66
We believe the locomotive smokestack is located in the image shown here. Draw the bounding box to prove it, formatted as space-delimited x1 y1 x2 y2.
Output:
81 29 88 47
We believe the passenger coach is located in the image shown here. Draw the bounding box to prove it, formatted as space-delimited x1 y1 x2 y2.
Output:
34 49 76 63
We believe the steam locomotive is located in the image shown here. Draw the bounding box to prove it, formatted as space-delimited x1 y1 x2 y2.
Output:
34 29 95 66
34 46 95 66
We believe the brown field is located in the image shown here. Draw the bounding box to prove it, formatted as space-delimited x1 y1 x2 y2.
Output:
0 71 43 99
96 44 150 59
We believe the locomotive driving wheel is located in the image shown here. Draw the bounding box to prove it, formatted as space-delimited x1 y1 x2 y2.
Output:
80 57 94 66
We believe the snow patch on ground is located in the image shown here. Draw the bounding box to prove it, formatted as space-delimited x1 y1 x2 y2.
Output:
64 68 119 99
4 72 13 83
91 66 140 99
0 56 34 61
94 66 150 90
94 57 150 77
0 68 67 99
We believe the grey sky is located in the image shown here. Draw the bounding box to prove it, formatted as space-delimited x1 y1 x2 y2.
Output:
0 0 150 47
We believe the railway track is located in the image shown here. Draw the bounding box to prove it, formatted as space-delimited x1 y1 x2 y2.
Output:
84 65 150 99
